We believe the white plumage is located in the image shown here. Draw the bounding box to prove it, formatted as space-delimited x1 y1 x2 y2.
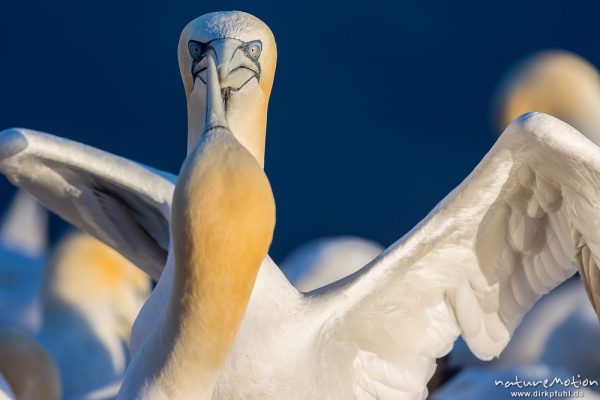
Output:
2 99 600 400
441 50 600 398
449 277 600 377
1 11 600 400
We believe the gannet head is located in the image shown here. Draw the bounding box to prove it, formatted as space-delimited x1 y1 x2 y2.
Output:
178 11 277 166
494 50 600 144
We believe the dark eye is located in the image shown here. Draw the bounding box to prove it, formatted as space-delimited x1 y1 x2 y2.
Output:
245 40 262 60
188 40 206 60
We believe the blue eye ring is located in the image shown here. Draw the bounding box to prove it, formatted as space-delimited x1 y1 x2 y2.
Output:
244 40 262 60
188 40 206 60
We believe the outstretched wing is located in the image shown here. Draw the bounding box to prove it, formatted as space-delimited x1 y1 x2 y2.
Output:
0 128 175 280
310 113 600 400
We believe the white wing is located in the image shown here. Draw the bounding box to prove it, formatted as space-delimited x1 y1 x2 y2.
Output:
0 128 175 280
311 113 600 400
450 278 600 376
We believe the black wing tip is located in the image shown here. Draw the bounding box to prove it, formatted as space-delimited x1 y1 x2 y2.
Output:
0 128 28 161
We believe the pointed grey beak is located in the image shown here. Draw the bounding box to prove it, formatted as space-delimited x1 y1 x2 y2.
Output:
204 57 230 134
208 40 240 82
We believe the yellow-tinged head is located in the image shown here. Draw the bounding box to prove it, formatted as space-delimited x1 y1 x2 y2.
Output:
494 50 600 143
0 330 61 400
178 11 277 165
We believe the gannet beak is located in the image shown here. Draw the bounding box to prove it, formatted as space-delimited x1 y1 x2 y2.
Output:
209 40 240 83
191 39 261 98
204 57 229 133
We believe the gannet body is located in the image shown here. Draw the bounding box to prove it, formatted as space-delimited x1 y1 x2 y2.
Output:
39 233 151 398
0 190 47 333
2 12 600 399
0 330 61 400
281 236 383 291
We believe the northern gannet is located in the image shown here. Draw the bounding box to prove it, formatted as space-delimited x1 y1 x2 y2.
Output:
494 50 600 143
0 330 61 400
39 232 151 398
0 190 47 334
118 56 275 399
3 11 600 399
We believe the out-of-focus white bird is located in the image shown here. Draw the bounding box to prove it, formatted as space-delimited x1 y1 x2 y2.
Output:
0 329 61 400
494 50 600 142
432 364 600 400
281 237 383 291
0 190 147 398
37 232 151 399
0 190 47 334
4 11 600 400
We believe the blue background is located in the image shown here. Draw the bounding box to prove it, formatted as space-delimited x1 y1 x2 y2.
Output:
1 1 599 260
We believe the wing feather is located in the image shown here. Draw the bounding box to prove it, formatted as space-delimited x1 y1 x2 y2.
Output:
309 113 600 399
0 128 175 280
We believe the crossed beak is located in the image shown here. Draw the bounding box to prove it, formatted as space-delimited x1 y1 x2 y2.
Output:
191 38 261 106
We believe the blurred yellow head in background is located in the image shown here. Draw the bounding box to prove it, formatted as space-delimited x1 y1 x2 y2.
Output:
494 50 600 144
44 232 151 341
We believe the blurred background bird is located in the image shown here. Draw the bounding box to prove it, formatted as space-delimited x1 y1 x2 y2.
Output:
494 50 600 142
0 188 151 398
0 190 47 334
38 232 151 398
0 329 61 400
